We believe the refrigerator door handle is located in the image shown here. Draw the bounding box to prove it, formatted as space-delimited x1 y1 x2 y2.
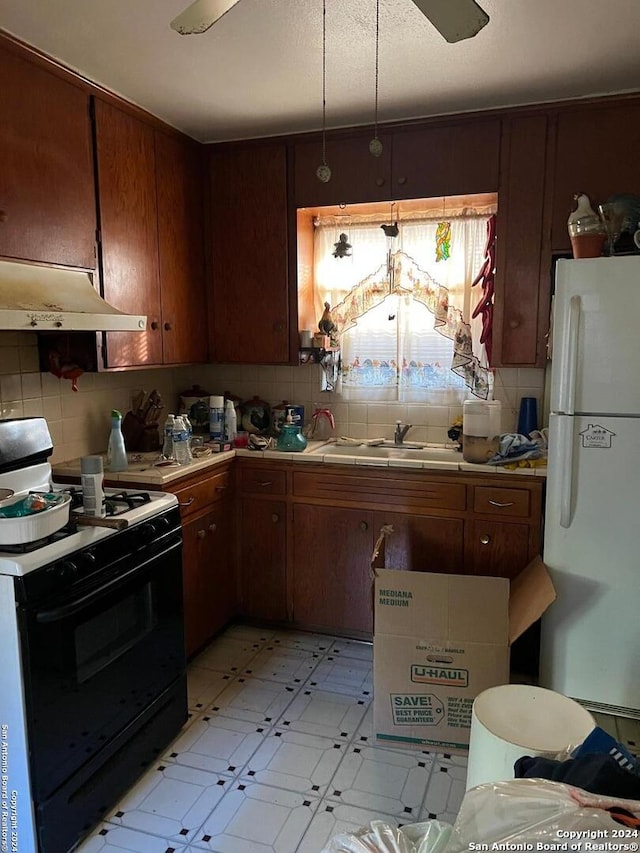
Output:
559 417 575 528
557 294 581 415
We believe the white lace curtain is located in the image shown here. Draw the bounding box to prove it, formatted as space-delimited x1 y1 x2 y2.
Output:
313 215 493 402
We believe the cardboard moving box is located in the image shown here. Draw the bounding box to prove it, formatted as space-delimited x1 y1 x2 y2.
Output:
371 527 555 753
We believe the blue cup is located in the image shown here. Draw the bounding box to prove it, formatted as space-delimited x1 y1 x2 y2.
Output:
517 397 538 437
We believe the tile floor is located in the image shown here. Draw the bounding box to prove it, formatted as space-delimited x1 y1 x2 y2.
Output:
76 624 640 853
75 624 468 853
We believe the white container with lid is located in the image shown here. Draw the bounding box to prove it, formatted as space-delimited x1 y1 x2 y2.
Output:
462 399 502 464
209 395 225 441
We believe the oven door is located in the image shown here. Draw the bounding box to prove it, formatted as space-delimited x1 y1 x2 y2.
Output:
19 538 185 801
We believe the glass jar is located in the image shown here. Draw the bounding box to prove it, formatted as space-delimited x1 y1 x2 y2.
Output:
567 193 606 259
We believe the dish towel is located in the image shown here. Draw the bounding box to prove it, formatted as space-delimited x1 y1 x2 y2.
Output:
487 432 546 465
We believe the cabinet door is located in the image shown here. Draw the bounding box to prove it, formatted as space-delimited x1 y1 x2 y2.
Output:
293 133 393 206
470 520 530 579
182 504 235 657
94 99 162 367
493 115 549 367
373 511 464 573
390 120 500 200
292 504 374 634
210 144 289 363
155 131 208 364
0 46 96 269
551 104 640 253
239 498 287 622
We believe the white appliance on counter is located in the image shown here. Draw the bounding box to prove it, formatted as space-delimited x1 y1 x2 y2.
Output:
541 256 640 718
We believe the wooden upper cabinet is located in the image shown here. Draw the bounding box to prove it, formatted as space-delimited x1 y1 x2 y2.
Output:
155 131 208 364
551 103 640 253
209 143 289 364
390 120 501 199
93 98 163 367
0 46 96 269
293 133 393 207
493 114 550 367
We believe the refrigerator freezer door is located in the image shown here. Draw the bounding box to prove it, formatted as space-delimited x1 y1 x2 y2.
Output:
541 413 640 713
551 257 640 416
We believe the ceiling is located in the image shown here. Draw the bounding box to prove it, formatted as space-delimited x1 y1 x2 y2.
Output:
1 0 639 143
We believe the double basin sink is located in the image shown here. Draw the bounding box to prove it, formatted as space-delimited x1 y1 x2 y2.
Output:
306 440 462 463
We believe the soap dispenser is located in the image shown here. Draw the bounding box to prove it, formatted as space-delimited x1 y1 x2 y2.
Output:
276 408 308 452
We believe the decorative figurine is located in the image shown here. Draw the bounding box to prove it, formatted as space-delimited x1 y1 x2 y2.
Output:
380 222 399 238
318 302 337 336
332 233 352 258
436 221 451 261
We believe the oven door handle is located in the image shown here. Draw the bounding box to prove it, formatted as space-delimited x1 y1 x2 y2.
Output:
35 539 182 624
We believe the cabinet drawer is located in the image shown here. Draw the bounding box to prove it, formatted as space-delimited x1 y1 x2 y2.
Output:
239 467 286 496
172 469 231 520
473 486 530 518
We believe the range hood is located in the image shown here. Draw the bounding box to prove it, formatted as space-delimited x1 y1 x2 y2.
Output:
0 259 147 332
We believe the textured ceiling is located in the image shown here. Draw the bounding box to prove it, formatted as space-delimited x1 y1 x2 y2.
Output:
1 0 639 142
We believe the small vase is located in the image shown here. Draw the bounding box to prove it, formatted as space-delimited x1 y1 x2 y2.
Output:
567 193 606 259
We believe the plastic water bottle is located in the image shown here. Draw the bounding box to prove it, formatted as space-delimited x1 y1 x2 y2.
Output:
182 414 194 460
172 416 190 466
107 410 128 472
209 395 225 442
162 414 175 459
224 399 237 442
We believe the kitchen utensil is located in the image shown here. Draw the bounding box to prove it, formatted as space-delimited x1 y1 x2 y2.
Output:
74 515 128 530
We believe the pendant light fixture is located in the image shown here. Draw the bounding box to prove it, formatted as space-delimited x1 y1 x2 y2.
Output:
316 0 331 183
369 0 383 158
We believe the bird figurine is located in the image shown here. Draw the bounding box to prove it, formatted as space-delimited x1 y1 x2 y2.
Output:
332 233 352 258
380 222 399 238
318 302 337 336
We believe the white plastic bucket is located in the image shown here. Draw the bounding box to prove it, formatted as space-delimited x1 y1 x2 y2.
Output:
465 684 595 790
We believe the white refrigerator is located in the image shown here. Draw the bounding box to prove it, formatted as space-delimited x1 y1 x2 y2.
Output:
540 255 640 718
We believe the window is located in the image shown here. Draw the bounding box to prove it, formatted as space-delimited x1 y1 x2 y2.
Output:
304 197 497 402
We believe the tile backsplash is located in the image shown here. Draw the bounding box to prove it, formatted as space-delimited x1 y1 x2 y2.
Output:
0 332 546 462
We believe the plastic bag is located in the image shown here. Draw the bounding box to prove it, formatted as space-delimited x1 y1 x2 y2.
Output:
445 778 640 853
321 818 452 853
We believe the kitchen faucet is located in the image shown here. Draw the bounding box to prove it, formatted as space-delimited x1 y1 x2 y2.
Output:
394 421 413 445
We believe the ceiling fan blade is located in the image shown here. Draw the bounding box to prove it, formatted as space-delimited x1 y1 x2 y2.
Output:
409 0 489 43
170 0 241 35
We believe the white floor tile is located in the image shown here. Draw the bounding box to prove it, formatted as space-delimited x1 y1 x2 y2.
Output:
187 668 235 711
241 728 345 796
277 689 369 741
353 704 373 745
192 638 262 674
209 676 299 725
76 823 189 852
296 802 399 853
164 714 266 775
307 655 373 698
270 630 336 653
420 757 467 819
327 743 434 819
222 623 276 644
190 781 318 851
243 645 320 684
105 762 233 844
329 639 373 662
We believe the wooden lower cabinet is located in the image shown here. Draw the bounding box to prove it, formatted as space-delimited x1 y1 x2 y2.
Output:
470 519 531 579
181 502 235 657
239 497 288 623
292 504 375 634
372 511 464 574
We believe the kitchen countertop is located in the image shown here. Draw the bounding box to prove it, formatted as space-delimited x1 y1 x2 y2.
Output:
53 441 546 484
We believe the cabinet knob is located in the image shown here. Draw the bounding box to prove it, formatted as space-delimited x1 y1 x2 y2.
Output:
508 318 520 330
375 177 386 187
197 529 206 540
150 321 159 331
360 521 369 532
271 513 280 523
396 176 407 185
164 322 172 331
479 534 491 545
0 211 7 222
208 523 217 533
273 321 284 332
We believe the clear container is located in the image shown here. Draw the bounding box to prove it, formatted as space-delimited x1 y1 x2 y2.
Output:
162 414 175 459
462 400 502 464
172 416 191 466
209 395 225 441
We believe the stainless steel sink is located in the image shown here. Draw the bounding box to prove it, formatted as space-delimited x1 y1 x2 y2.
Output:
307 442 462 463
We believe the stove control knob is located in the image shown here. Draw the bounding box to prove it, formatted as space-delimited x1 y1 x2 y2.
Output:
140 522 156 541
57 560 78 582
155 515 171 533
82 550 97 569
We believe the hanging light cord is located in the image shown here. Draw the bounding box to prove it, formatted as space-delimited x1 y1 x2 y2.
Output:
374 0 380 141
321 0 327 167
